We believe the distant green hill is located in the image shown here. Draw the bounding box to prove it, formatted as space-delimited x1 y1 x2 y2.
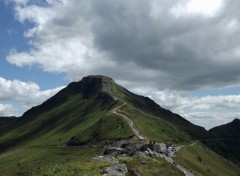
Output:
0 75 207 146
0 76 132 146
0 75 239 175
204 118 240 165
208 118 240 138
176 143 240 176
0 116 18 126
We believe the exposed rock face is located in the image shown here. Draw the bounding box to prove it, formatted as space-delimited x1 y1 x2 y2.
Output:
138 151 148 159
21 75 117 120
92 155 119 164
92 155 128 176
103 163 128 176
140 143 161 152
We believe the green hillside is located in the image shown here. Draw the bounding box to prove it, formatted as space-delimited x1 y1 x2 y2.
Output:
204 119 240 166
0 75 205 146
0 75 239 175
176 143 240 176
0 116 18 126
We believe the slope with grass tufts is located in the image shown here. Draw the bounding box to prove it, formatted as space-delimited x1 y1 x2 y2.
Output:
0 75 206 146
0 75 239 175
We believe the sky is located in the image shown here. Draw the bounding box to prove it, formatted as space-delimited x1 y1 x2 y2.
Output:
1 0 240 129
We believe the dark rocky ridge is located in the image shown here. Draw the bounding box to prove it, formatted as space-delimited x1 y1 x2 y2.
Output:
21 75 116 120
208 118 240 138
1 75 239 165
204 118 240 165
16 75 207 140
0 116 18 126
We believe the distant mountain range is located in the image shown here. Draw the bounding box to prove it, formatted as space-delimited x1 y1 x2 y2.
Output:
204 118 240 165
0 75 239 165
0 116 18 126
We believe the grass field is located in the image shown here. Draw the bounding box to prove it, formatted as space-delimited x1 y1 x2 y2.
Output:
119 156 185 176
0 146 187 176
0 76 239 175
0 94 133 146
118 104 190 144
0 147 105 176
175 143 240 176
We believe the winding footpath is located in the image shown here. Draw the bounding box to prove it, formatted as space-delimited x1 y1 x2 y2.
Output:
112 103 149 141
113 103 195 176
162 148 195 176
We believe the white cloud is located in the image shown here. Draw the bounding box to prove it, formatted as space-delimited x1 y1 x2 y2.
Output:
149 90 240 129
150 91 240 112
0 77 64 116
0 77 39 100
7 0 115 80
172 0 224 17
0 104 15 116
24 86 65 108
4 0 240 128
6 0 240 91
184 112 239 130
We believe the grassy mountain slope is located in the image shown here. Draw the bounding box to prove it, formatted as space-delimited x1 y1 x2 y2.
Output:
0 146 187 176
0 75 239 175
0 76 133 146
176 143 240 176
0 116 18 126
0 146 105 176
208 118 240 138
204 119 240 165
112 80 207 141
0 75 206 146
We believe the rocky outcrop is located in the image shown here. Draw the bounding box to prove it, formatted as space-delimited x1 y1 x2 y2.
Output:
92 155 119 164
92 155 128 176
103 163 128 176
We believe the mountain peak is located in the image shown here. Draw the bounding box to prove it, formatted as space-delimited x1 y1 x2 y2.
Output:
79 75 115 99
81 75 114 89
230 118 240 128
21 75 117 119
209 118 240 138
232 118 240 124
81 75 114 82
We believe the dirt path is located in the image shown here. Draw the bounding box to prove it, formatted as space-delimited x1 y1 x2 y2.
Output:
112 103 149 141
113 103 195 175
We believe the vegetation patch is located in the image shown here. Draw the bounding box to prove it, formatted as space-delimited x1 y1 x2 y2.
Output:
175 143 240 176
119 156 185 176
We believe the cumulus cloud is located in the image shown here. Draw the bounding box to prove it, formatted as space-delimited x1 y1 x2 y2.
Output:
171 0 224 17
0 77 64 116
6 0 240 91
184 112 240 130
0 104 15 116
4 0 240 128
24 86 65 108
151 91 240 112
0 77 39 100
150 91 240 129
